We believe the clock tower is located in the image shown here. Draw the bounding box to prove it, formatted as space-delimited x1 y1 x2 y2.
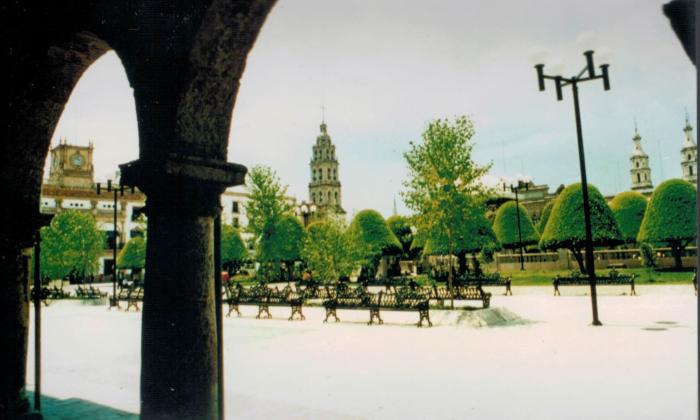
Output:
46 138 95 188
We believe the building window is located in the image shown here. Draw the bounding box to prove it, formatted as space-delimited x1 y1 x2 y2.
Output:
335 191 338 201
326 168 330 179
691 166 694 176
233 218 239 228
637 173 641 183
636 162 639 168
105 231 116 249
232 201 239 213
312 193 316 202
688 154 692 161
319 170 323 181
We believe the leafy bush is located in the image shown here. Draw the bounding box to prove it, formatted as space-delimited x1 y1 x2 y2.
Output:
539 183 622 273
637 179 697 269
492 201 539 249
608 191 647 243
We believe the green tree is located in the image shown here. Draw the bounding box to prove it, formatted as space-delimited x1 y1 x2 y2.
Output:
348 209 402 280
40 211 105 279
422 201 499 276
608 191 647 244
244 165 293 243
401 116 492 300
535 201 553 234
117 236 146 270
302 218 357 283
221 224 248 275
637 179 697 269
258 214 306 281
492 201 539 249
539 183 622 273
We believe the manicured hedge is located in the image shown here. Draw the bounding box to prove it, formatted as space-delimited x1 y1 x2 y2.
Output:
492 201 539 249
608 191 647 243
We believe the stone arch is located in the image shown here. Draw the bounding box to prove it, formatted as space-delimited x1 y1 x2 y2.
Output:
3 2 277 418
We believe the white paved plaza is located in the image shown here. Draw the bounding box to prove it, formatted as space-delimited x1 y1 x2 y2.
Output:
27 285 697 419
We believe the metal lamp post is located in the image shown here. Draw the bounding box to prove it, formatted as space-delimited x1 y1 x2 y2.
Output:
96 179 134 309
297 202 317 227
503 180 529 270
535 50 610 326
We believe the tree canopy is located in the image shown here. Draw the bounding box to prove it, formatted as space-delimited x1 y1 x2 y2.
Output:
244 165 293 243
401 116 492 287
539 183 622 273
302 219 357 283
492 201 540 249
535 201 553 234
637 179 696 269
40 211 105 279
258 214 306 263
117 236 146 270
608 191 647 243
221 224 248 274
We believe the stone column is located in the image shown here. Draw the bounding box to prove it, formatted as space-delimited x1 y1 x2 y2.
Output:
121 156 245 419
0 243 31 417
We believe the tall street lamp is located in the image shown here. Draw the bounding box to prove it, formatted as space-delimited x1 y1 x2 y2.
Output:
534 49 610 326
96 179 134 309
502 180 529 270
297 201 318 227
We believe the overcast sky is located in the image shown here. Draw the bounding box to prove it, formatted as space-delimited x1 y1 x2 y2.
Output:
48 0 696 218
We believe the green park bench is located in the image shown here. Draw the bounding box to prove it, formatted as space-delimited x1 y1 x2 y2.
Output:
553 269 636 296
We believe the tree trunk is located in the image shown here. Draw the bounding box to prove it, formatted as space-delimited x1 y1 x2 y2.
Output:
571 248 587 274
457 251 468 277
670 242 684 269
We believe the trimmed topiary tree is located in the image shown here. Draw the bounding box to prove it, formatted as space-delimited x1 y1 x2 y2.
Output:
387 215 414 258
221 224 248 275
493 201 539 249
539 183 623 273
609 191 647 244
117 236 146 271
349 209 402 280
258 214 306 281
535 201 553 234
637 179 697 269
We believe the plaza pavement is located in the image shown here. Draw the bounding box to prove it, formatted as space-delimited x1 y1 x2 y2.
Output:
26 284 697 419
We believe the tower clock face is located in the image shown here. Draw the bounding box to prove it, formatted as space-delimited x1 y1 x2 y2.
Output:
70 153 84 167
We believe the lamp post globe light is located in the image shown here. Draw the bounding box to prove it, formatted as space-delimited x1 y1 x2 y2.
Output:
534 48 610 326
502 179 530 271
297 201 318 227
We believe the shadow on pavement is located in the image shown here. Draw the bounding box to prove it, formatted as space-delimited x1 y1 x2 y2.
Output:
25 392 138 419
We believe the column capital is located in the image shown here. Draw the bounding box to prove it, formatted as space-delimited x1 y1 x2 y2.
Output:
119 155 247 217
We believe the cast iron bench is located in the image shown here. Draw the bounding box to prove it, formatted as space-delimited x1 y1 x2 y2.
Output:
75 285 108 300
553 270 636 296
125 286 144 311
323 286 432 327
458 273 512 296
225 284 307 320
427 285 491 308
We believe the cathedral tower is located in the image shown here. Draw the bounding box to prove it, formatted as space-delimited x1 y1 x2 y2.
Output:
630 126 653 191
309 121 344 214
680 114 697 183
